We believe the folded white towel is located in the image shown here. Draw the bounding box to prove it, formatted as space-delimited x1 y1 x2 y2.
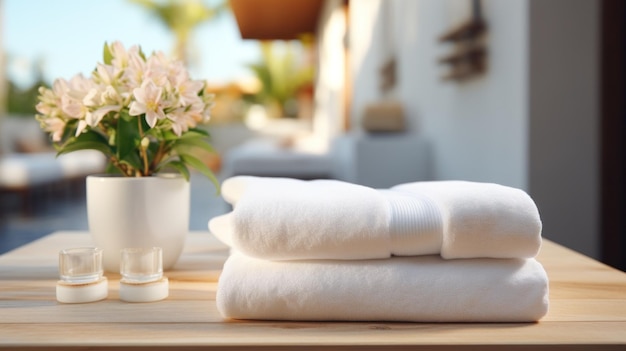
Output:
209 176 542 260
211 177 401 260
217 253 549 322
391 181 543 259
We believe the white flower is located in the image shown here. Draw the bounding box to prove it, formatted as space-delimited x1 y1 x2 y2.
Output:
129 80 166 128
75 120 88 137
176 79 204 106
39 78 69 106
86 105 120 127
36 82 67 123
125 48 147 87
42 117 66 142
93 63 118 86
59 74 93 120
101 85 122 105
52 78 69 96
169 116 185 136
35 101 52 116
110 41 132 69
83 86 123 114
82 88 100 107
186 101 206 124
67 74 94 99
201 93 215 123
144 55 170 87
61 94 86 119
36 42 215 179
167 107 194 137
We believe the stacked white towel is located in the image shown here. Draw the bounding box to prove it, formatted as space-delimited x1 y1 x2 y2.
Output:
210 176 549 322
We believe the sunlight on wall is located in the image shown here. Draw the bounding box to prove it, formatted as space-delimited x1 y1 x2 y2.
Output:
320 10 346 91
349 0 385 132
313 0 346 142
348 0 380 85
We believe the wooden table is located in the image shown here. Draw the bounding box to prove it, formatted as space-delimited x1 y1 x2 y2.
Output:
1 231 625 350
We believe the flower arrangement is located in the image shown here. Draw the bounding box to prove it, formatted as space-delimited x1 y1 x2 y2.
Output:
35 41 217 187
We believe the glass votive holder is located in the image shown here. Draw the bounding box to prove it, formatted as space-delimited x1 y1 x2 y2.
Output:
119 247 169 303
57 247 108 304
58 247 103 284
120 247 163 284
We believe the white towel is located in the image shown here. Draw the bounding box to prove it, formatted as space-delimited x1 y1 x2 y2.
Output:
392 181 543 259
217 253 549 322
209 176 542 260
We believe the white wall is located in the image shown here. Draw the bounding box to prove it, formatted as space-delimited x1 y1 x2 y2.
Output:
350 0 528 189
347 0 600 258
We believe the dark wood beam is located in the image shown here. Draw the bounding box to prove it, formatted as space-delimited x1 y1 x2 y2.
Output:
230 0 323 40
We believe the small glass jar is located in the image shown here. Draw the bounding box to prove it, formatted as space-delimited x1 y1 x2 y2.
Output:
57 247 107 303
58 247 103 284
119 247 169 302
120 247 163 283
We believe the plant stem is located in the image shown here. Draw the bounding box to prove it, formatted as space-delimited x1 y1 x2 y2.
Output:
151 142 166 169
137 117 149 176
110 156 131 176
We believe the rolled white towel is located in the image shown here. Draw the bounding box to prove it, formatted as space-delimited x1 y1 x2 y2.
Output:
217 253 549 322
209 176 542 260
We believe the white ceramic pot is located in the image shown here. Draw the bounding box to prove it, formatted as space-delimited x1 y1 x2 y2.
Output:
86 174 190 272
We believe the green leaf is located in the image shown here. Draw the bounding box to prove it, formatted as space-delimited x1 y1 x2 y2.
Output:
120 152 143 172
173 137 214 153
188 127 210 137
57 130 113 157
157 160 190 181
138 46 146 61
162 130 179 141
57 141 113 157
103 42 113 65
105 161 124 175
180 154 220 193
116 116 140 161
119 109 134 122
140 114 151 132
180 131 206 139
59 120 79 142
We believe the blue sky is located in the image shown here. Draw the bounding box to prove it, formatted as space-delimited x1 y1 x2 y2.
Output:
4 0 260 88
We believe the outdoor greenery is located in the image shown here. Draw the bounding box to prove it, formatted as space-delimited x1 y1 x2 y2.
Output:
248 41 314 118
6 60 48 116
8 80 46 116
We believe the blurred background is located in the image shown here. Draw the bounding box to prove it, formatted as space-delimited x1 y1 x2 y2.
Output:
0 0 624 272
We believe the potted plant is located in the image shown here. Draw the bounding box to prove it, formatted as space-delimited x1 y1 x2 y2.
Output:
35 41 218 271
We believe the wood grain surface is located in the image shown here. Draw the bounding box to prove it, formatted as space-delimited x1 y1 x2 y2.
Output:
1 231 625 350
